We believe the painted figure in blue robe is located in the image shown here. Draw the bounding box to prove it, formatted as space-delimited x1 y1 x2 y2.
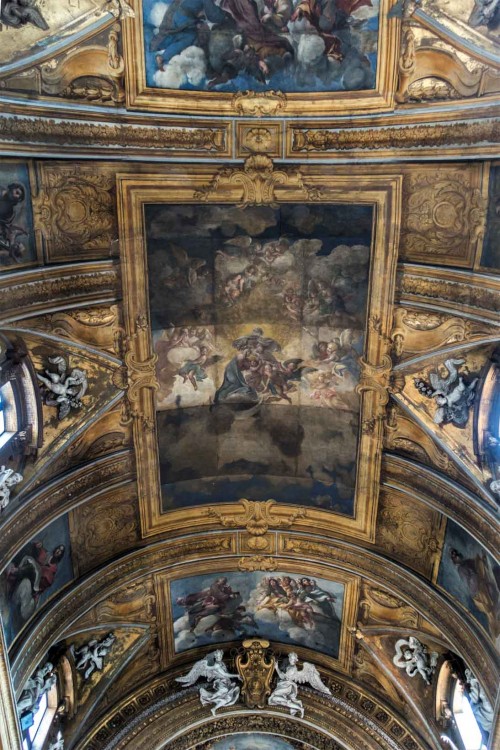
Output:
214 328 281 407
150 0 228 63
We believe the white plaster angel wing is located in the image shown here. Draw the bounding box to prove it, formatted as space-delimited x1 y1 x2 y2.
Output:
175 656 214 686
295 662 331 695
392 638 410 669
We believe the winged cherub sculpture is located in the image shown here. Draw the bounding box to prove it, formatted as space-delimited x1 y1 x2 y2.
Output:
413 358 478 428
176 650 241 716
37 355 88 420
393 636 438 686
268 652 331 718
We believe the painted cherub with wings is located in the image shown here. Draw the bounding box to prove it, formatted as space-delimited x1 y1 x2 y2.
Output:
268 652 331 717
175 650 241 715
164 245 207 288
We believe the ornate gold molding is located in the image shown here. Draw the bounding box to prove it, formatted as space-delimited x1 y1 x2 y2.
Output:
0 262 120 324
34 163 118 262
397 265 500 323
237 555 278 571
208 499 306 550
290 119 500 155
232 90 287 117
0 115 229 157
194 155 323 207
390 308 499 359
116 314 159 431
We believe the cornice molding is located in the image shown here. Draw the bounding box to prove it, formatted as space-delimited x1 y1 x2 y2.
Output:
288 118 500 159
396 264 500 322
0 262 120 324
0 113 230 159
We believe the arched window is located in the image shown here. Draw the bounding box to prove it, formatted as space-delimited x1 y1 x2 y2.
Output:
21 680 58 750
452 681 487 750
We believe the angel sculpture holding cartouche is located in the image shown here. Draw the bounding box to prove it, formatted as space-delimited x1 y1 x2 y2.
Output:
267 652 331 718
176 650 241 716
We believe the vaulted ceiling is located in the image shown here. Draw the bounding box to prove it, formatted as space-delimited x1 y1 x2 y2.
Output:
0 2 499 750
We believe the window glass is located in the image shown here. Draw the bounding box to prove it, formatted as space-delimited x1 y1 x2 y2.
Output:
28 693 47 742
453 682 486 750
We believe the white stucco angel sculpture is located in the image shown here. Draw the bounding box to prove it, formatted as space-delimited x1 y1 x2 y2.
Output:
47 732 64 750
414 358 477 428
37 355 88 420
0 465 23 510
464 668 494 733
268 652 331 718
175 649 241 716
393 637 438 686
17 662 56 716
73 633 116 681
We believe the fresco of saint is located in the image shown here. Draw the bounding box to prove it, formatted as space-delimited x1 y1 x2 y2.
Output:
0 515 73 646
171 571 344 657
438 520 500 646
143 0 380 92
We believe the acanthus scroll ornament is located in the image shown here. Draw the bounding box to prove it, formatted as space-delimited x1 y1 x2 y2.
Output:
238 556 278 571
232 91 287 117
194 155 323 208
107 0 135 18
116 314 159 430
208 498 306 550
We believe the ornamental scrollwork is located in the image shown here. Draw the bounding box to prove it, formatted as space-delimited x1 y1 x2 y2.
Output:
208 498 306 550
194 155 323 207
232 91 287 117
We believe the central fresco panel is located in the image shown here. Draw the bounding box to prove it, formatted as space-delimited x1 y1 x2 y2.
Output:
145 202 373 514
142 0 380 93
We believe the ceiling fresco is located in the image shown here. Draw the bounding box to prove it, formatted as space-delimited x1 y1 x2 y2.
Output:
142 0 380 92
148 202 372 512
169 571 344 656
0 4 499 750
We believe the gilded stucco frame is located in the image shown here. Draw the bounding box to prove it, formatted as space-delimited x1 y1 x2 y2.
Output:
123 0 400 116
117 168 401 542
153 557 360 673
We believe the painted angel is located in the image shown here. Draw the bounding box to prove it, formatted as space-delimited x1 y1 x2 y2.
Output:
393 636 438 686
268 652 331 718
175 650 241 716
37 356 88 420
